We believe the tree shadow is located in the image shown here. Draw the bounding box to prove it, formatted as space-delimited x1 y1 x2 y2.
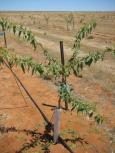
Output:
0 126 97 153
64 137 88 145
0 126 53 153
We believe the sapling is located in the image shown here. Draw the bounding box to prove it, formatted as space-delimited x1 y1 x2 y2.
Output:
0 18 115 152
64 13 75 31
1 18 114 123
44 15 50 27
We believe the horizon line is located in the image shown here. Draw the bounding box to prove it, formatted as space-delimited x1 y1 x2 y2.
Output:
0 10 115 12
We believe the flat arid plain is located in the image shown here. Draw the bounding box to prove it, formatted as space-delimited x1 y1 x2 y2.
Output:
0 11 115 153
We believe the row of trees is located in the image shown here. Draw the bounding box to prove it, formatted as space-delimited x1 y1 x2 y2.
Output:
27 13 85 31
44 13 85 30
1 18 114 124
0 18 37 50
0 17 115 152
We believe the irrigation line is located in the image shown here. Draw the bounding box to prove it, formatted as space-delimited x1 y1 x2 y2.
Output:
4 61 74 153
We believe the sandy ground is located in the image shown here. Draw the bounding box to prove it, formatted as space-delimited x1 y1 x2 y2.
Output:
0 64 114 153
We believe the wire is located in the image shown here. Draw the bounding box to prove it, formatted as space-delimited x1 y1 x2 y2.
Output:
12 72 28 106
3 61 74 153
0 64 28 110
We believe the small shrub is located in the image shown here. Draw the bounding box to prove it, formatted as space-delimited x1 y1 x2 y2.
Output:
87 35 94 39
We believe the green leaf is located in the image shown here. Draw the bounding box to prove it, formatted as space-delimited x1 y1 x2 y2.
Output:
21 63 25 73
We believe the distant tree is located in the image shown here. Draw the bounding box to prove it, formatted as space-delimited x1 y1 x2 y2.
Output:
44 15 50 27
64 13 75 31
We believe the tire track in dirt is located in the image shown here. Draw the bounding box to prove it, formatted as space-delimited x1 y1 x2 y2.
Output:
33 28 111 50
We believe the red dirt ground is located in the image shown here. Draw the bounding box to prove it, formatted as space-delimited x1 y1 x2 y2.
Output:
0 29 115 153
0 64 115 153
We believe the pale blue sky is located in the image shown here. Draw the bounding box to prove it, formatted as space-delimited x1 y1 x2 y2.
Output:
0 0 115 11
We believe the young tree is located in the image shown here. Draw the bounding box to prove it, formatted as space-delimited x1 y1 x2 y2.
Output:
64 13 75 31
0 18 115 151
1 18 114 123
44 14 50 27
0 18 38 50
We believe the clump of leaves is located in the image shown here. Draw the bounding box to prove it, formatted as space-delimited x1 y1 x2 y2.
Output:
0 18 38 50
59 83 103 124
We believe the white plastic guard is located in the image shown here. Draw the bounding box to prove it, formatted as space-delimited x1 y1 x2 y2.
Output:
54 108 61 143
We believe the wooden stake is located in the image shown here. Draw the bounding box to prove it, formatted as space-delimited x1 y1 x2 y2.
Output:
60 41 66 83
60 41 68 110
3 31 7 48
